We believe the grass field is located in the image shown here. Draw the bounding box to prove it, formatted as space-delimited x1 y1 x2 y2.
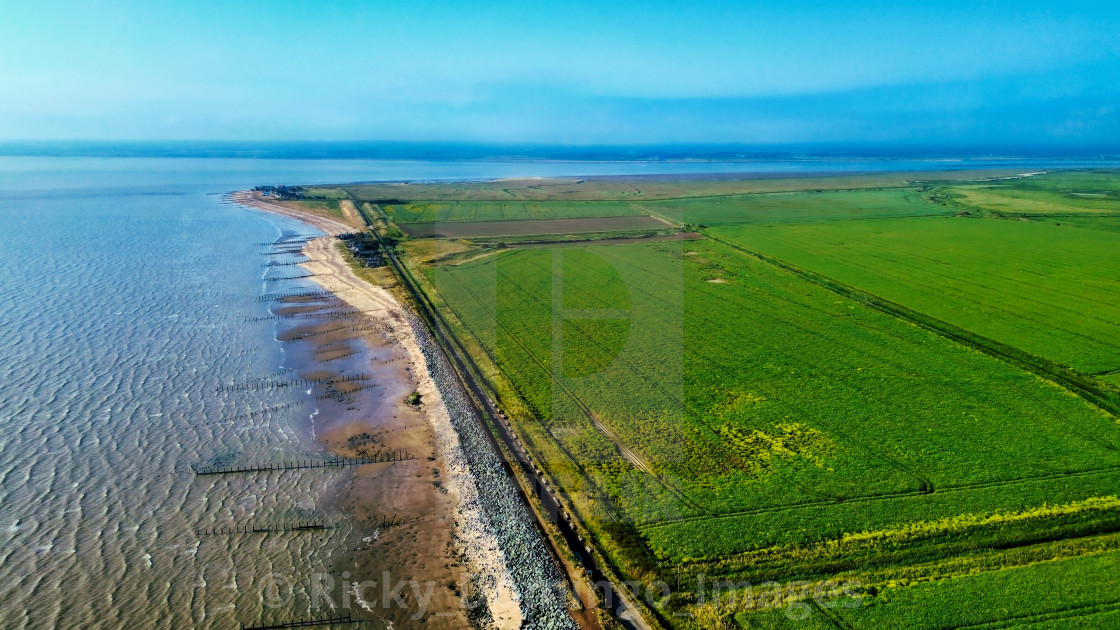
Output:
431 239 1120 532
300 186 351 200
710 216 1120 375
398 215 668 238
270 196 345 222
644 187 951 226
383 200 649 223
345 169 1120 628
423 235 1120 625
371 185 951 227
835 547 1120 629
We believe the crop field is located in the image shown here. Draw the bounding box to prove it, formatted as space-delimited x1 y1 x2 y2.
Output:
421 240 1120 623
299 186 351 199
1047 215 1120 233
376 187 951 227
428 236 1120 522
382 200 649 223
710 214 1120 376
642 187 951 226
397 215 668 238
716 543 1120 629
834 547 1120 629
378 170 1120 627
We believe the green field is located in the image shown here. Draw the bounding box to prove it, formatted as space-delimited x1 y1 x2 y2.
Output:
835 547 1120 629
644 187 951 226
351 170 1120 628
373 186 950 226
397 215 669 238
431 239 1120 538
299 186 351 200
382 200 648 223
714 543 1120 629
710 217 1120 375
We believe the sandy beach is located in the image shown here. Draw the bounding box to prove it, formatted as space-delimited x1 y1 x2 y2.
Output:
233 191 524 628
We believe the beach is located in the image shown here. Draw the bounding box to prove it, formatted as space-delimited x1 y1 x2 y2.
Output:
235 191 534 628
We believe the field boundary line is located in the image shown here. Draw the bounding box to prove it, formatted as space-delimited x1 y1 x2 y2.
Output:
626 184 930 205
364 185 931 211
763 227 1120 329
811 599 856 630
705 233 1120 420
639 464 1120 531
949 598 1120 629
395 213 650 224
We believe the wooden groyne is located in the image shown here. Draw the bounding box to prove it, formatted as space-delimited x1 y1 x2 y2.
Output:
241 613 358 630
348 325 385 333
192 451 413 475
196 520 328 536
265 274 319 283
255 237 314 246
217 373 370 393
257 290 335 302
245 309 361 323
285 325 353 341
313 383 376 400
319 349 359 362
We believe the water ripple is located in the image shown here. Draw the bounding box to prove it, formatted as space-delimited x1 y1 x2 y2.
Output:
0 168 341 629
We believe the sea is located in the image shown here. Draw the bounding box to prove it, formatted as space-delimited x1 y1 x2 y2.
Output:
0 153 1116 628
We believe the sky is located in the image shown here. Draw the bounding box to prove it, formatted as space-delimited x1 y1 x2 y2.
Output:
1 0 1118 148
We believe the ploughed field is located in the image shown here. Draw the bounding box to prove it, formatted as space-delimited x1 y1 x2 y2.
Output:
340 171 1120 628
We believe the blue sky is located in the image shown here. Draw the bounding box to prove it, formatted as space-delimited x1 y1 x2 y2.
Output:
2 0 1118 147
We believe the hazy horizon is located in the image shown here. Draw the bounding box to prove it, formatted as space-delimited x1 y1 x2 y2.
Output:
3 0 1118 149
2 140 1119 162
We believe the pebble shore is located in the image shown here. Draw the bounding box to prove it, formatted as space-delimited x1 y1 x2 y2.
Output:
409 311 579 629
